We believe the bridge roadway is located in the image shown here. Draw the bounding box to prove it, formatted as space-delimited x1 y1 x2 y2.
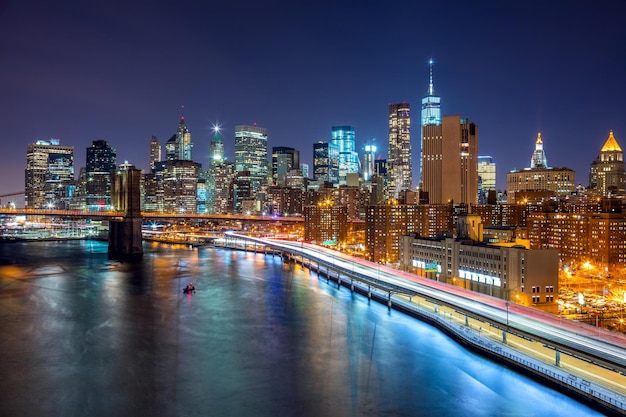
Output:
227 233 626 415
0 208 304 223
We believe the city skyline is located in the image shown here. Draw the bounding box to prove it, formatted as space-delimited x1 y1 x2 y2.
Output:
1 1 625 202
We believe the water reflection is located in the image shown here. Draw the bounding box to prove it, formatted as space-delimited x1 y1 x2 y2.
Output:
0 241 602 417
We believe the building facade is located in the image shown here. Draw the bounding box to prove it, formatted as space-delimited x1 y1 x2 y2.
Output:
235 125 268 193
25 139 75 209
331 126 359 185
400 214 559 309
387 102 412 199
422 115 478 205
589 130 625 196
313 141 339 184
85 140 117 210
507 133 575 203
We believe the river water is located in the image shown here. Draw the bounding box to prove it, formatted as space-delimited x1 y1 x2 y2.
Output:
0 241 602 417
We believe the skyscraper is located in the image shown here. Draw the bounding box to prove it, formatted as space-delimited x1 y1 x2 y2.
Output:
362 143 377 182
149 136 161 170
589 130 625 196
271 146 300 186
235 124 268 192
421 59 442 126
420 59 442 188
387 102 412 198
313 141 339 184
85 140 117 210
209 125 225 166
165 117 193 161
477 156 497 203
25 139 75 209
331 126 359 185
421 115 478 205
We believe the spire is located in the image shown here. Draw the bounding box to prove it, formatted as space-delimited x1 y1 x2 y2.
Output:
601 130 622 152
530 132 549 169
428 58 435 96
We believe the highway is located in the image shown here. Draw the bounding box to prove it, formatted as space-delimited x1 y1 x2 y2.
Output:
230 234 626 376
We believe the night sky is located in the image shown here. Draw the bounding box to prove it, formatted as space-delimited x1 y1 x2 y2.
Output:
1 0 625 205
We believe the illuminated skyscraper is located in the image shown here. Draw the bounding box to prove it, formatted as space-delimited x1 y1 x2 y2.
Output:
362 143 377 182
387 102 412 198
272 146 300 186
422 115 478 205
477 156 496 203
209 125 225 166
421 59 441 126
85 140 117 210
331 126 359 185
149 136 161 170
420 59 442 188
165 117 193 161
235 124 268 192
589 130 625 196
25 139 75 209
313 141 339 184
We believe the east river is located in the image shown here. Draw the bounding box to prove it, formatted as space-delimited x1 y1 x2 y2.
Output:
0 241 602 417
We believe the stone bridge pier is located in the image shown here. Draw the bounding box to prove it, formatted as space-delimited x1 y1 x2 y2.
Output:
108 167 143 257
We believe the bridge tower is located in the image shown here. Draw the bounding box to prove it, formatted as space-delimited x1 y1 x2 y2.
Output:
108 167 143 257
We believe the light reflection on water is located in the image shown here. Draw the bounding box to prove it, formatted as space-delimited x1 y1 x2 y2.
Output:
0 241 602 417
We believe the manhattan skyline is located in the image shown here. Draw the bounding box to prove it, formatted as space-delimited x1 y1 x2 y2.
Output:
1 0 625 201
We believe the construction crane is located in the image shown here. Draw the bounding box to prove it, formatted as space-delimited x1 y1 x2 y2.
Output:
0 192 24 198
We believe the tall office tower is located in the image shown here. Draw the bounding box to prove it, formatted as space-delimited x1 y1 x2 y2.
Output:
477 156 497 203
162 159 200 213
589 130 625 196
25 139 75 209
209 125 225 166
313 141 339 184
165 117 193 161
422 115 478 205
85 140 117 210
272 146 300 186
235 124 268 192
362 143 377 182
530 133 549 168
212 162 235 214
387 102 412 199
331 126 359 184
420 59 442 187
149 136 161 171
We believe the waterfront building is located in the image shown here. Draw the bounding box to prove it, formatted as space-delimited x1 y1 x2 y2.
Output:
165 117 193 161
421 115 478 205
589 130 625 196
313 141 339 184
507 133 575 203
25 139 75 209
400 214 559 309
477 156 496 203
331 126 359 185
85 140 117 210
235 124 268 193
304 200 348 244
387 102 412 199
365 203 420 264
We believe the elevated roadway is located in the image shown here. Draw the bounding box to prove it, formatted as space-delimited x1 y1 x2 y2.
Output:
227 233 626 415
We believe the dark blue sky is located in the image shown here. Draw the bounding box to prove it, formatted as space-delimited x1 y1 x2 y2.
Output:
1 0 625 202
